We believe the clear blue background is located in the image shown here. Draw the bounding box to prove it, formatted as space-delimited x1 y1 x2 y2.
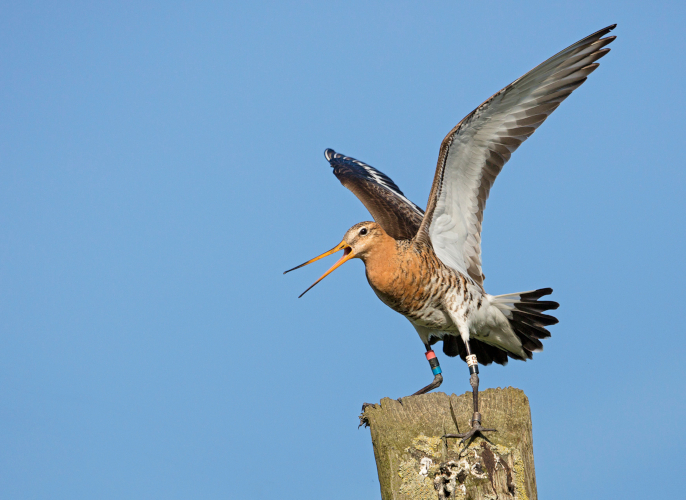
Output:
1 1 684 498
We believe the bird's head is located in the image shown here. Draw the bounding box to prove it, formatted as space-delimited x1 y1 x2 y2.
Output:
341 221 387 258
284 221 388 297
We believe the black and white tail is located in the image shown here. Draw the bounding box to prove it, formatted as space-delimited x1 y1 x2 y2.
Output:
491 288 559 359
440 287 559 365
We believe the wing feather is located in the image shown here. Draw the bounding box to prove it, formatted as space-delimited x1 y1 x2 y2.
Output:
417 25 616 286
325 149 424 240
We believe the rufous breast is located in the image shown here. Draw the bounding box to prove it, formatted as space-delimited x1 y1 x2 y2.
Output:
362 239 452 325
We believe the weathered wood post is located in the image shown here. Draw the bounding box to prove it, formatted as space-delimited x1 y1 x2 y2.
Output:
360 387 536 500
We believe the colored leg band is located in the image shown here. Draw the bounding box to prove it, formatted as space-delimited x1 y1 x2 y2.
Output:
427 353 442 376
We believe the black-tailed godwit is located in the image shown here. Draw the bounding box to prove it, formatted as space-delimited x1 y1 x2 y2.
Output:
286 25 616 444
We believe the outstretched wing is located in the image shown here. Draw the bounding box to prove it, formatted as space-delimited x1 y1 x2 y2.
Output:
325 148 424 240
416 25 616 287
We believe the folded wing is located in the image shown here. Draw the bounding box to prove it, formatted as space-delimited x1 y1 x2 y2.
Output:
416 25 616 287
325 148 424 240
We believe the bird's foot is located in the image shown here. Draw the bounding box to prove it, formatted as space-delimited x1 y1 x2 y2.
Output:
443 412 496 449
358 402 377 428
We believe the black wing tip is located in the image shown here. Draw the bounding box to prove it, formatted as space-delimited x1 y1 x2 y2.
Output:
595 24 617 39
598 24 617 35
576 24 616 46
324 148 337 163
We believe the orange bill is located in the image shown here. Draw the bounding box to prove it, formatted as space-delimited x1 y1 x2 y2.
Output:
283 240 356 298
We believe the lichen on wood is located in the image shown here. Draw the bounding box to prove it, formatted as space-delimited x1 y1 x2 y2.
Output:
361 387 536 500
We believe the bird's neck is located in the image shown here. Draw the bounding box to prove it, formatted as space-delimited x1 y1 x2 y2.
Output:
359 233 396 262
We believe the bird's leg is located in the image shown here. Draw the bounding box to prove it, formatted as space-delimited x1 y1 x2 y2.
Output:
409 343 443 396
443 341 496 447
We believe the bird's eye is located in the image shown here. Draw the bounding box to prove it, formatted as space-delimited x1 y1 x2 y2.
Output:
359 227 368 236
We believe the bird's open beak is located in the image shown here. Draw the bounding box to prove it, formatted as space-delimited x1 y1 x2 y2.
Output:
283 240 356 298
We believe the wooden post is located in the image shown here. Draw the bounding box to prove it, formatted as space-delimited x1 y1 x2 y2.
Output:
360 387 536 500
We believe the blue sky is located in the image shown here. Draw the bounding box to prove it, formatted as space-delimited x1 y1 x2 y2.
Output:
1 1 685 498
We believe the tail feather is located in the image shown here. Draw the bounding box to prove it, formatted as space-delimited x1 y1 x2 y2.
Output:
516 331 544 353
439 287 559 366
440 334 510 366
515 300 558 312
512 309 558 326
519 288 554 301
492 287 559 360
511 319 552 340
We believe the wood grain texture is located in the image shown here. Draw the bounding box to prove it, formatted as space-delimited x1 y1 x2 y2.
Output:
361 388 536 500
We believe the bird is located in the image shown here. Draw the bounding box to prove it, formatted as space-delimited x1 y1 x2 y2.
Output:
285 25 616 444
